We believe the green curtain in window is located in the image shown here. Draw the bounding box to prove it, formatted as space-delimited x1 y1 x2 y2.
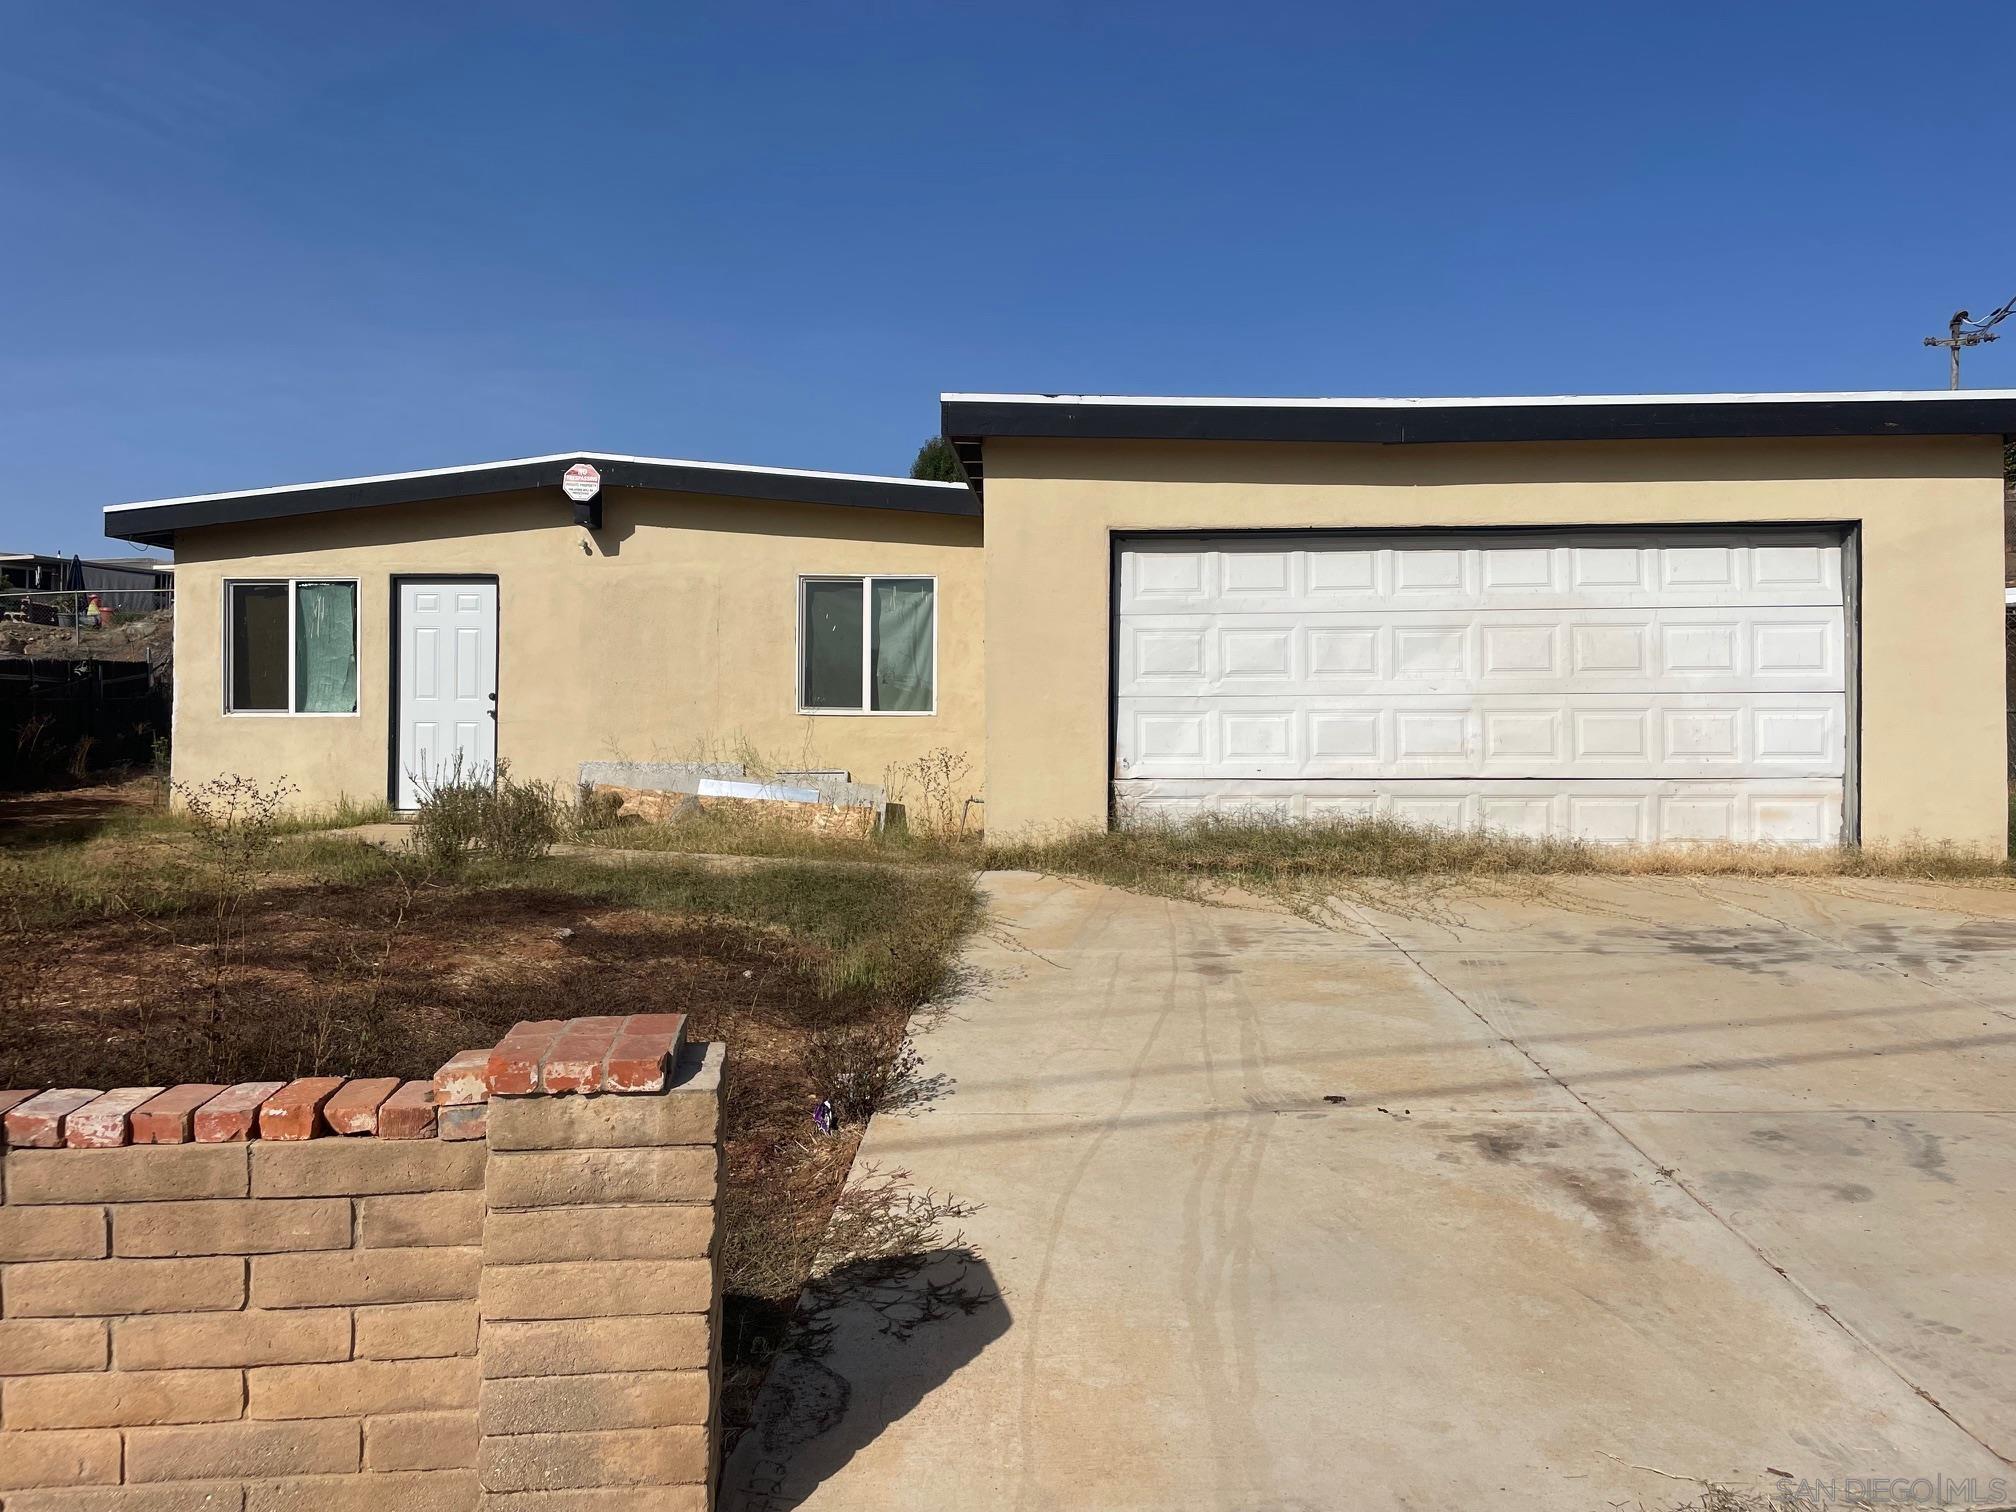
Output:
871 578 934 712
295 582 357 714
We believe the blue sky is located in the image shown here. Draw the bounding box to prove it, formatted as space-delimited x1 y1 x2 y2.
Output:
5 1 2014 556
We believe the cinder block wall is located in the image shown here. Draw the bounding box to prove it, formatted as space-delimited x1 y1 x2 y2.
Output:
0 1017 723 1512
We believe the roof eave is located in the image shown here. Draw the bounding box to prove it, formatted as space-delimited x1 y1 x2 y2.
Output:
941 391 2016 447
939 390 2016 500
104 453 979 547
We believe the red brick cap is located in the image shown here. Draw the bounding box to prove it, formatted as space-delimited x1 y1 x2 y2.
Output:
5 1088 102 1148
504 1012 687 1096
484 1020 565 1096
131 1084 228 1144
324 1077 402 1135
66 1086 165 1148
1 1012 695 1152
193 1081 287 1143
433 1049 492 1107
539 1022 619 1094
258 1076 347 1141
376 1080 438 1140
0 1089 38 1120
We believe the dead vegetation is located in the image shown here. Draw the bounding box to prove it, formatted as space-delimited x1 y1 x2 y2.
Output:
793 1167 990 1351
0 783 979 1444
588 801 2016 932
577 743 985 866
410 757 566 868
986 811 2016 911
574 733 2013 894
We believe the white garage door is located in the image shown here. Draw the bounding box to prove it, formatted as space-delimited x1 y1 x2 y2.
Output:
1113 530 1849 844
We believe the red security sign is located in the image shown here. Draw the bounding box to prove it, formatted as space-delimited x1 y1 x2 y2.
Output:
562 462 602 502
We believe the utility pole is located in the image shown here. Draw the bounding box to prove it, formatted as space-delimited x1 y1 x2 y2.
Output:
1925 300 2015 387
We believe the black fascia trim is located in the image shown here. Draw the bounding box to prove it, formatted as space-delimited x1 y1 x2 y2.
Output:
940 395 2016 450
601 459 979 516
108 455 978 547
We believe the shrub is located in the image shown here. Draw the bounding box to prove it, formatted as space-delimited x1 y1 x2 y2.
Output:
412 758 562 868
411 758 489 869
572 782 627 832
801 1027 933 1127
176 773 297 873
485 766 564 862
884 747 978 836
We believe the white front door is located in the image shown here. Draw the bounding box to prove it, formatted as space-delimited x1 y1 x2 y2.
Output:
1114 529 1849 843
396 580 498 810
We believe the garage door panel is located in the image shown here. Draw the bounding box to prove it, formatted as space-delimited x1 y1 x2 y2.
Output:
1115 529 1847 844
1119 531 1844 613
1115 779 1844 844
1117 607 1845 696
1117 695 1844 780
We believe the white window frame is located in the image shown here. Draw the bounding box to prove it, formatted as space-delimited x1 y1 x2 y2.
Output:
222 577 362 717
795 573 938 716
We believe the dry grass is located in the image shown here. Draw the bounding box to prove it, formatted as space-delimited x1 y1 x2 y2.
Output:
0 797 979 1445
986 813 2016 911
579 808 981 867
584 792 2016 901
0 782 391 850
574 737 985 864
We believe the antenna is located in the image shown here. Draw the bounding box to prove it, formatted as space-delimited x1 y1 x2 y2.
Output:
1925 295 2016 387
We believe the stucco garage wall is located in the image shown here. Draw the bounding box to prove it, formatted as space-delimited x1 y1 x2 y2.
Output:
168 489 984 811
981 435 2008 847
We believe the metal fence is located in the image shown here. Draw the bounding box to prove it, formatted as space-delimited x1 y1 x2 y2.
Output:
0 657 170 788
0 590 173 785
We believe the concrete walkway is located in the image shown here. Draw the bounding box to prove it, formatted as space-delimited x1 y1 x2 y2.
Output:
725 871 2016 1511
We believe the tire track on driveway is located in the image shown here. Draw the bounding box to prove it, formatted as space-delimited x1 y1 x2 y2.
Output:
1011 891 1190 1512
1335 896 2014 1469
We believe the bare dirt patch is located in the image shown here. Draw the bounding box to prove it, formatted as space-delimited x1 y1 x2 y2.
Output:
0 776 167 844
0 790 978 1447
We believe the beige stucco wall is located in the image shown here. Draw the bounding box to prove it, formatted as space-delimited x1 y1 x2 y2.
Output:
981 434 2009 847
168 488 984 811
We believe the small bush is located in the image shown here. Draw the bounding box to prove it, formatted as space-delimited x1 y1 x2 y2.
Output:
412 758 562 868
884 747 978 836
802 1028 932 1127
574 782 626 832
175 773 298 872
485 767 564 862
411 760 489 869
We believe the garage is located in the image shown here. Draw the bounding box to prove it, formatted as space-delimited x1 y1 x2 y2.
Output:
1113 527 1852 843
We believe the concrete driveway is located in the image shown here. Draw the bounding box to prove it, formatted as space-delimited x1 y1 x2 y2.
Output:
726 872 2016 1511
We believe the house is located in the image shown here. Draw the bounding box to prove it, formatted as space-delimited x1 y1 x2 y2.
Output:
104 390 2016 847
1 553 172 607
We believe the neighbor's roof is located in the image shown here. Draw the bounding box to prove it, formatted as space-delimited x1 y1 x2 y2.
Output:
104 450 977 547
940 389 2016 492
0 551 172 570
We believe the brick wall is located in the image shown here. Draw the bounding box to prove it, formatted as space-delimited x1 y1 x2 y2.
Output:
0 1017 723 1512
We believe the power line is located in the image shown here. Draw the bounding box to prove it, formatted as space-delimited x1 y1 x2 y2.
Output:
1958 293 2016 333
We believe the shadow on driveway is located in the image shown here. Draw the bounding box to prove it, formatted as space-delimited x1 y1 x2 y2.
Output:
726 1248 1007 1511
